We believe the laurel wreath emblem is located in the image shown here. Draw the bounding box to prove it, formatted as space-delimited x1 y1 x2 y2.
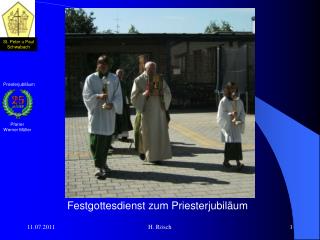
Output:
2 89 33 119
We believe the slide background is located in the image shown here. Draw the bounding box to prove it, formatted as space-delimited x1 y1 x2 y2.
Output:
0 1 318 239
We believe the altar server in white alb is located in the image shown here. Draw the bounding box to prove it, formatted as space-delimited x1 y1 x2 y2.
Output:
217 81 245 170
82 54 123 179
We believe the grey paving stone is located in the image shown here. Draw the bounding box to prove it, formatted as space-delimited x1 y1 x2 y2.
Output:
65 112 255 198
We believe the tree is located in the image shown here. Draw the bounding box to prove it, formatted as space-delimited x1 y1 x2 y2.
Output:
101 29 113 34
128 25 139 34
65 8 97 33
205 20 233 33
220 21 233 32
205 21 220 32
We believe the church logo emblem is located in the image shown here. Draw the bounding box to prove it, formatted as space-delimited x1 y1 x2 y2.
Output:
2 89 33 118
2 2 34 37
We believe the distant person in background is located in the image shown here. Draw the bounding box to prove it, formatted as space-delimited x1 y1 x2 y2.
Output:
217 81 245 170
114 69 133 141
82 54 123 179
131 61 172 164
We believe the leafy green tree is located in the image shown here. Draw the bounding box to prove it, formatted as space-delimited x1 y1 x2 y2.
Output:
101 29 113 33
65 8 97 33
220 21 233 32
205 20 233 33
128 25 139 33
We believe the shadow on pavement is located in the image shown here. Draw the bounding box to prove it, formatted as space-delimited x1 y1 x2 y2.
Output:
111 144 252 157
111 144 223 158
108 170 230 185
170 141 197 146
111 142 208 156
172 145 224 157
110 147 137 155
161 160 255 174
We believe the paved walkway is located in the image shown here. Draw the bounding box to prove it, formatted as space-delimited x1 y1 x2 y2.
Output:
65 111 255 198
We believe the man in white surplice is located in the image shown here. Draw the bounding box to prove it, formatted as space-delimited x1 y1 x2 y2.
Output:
131 61 172 164
82 55 123 179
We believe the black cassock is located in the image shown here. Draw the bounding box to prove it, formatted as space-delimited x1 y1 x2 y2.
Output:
114 80 133 135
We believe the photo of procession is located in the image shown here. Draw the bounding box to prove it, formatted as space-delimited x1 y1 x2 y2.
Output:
65 8 255 198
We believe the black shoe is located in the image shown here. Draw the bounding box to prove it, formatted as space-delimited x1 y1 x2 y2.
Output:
104 166 112 173
237 163 244 171
95 168 107 177
139 154 146 160
223 161 232 168
97 175 107 180
95 168 108 179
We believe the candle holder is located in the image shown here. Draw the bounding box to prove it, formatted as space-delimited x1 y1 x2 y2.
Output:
101 81 109 110
231 92 242 125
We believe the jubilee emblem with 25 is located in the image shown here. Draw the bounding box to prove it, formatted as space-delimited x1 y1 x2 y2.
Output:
2 89 33 119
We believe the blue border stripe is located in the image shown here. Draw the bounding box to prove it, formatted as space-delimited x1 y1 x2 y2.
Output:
256 97 319 239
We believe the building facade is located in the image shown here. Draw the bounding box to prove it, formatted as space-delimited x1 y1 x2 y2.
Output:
66 33 255 112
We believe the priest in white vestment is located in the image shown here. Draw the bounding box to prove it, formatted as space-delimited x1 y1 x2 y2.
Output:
82 55 123 179
131 61 172 164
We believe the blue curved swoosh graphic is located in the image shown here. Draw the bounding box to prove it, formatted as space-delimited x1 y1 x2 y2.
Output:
256 97 319 239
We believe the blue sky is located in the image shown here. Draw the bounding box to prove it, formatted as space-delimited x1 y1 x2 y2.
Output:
84 8 255 33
